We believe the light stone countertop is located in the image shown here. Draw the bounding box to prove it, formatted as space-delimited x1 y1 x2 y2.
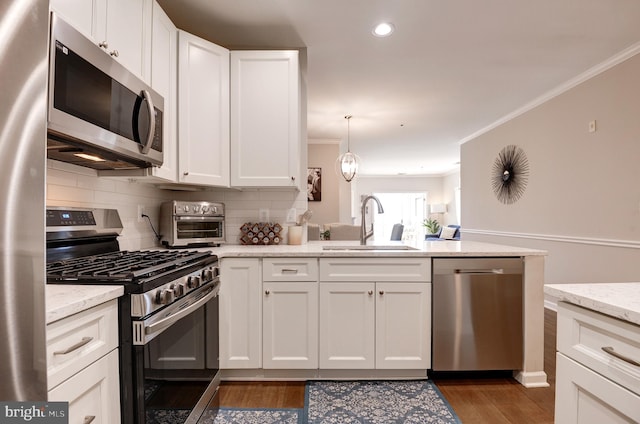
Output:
544 283 640 326
207 240 547 258
46 284 123 324
44 240 545 323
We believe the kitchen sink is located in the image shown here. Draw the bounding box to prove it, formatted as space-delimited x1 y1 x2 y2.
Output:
322 245 419 251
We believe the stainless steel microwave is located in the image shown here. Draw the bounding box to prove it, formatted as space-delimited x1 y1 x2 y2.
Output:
47 13 164 170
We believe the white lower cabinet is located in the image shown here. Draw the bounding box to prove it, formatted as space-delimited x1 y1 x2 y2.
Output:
319 281 431 369
319 258 431 370
47 299 120 424
263 281 318 369
219 258 262 368
555 302 640 423
375 282 431 369
262 258 319 369
48 350 120 424
219 257 432 373
319 282 375 369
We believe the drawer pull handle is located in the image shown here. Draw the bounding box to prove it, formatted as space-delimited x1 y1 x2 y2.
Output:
281 268 299 273
601 346 640 367
54 337 93 355
83 416 96 424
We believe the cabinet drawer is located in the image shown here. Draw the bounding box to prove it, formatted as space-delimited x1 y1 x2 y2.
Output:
319 258 430 282
49 349 121 424
263 258 318 281
47 300 119 390
557 302 640 396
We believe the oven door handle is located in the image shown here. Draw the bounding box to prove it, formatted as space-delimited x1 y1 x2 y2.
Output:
145 286 217 339
175 216 224 221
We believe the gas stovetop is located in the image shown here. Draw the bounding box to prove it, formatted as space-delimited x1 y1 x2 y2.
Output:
46 250 215 282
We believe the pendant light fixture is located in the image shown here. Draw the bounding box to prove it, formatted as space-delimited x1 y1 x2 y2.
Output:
336 115 360 182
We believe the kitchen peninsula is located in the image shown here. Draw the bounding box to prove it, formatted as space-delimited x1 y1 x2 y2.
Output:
544 283 640 422
212 239 548 388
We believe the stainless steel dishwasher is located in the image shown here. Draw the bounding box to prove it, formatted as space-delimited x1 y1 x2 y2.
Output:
432 257 523 371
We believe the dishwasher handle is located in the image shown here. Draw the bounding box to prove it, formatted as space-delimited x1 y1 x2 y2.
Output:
454 268 504 275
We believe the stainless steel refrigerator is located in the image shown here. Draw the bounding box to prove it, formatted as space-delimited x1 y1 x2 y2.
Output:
0 0 49 400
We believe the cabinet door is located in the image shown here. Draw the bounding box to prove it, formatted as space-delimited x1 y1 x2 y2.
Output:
50 0 107 42
219 258 261 368
230 50 300 188
177 30 230 187
48 349 121 424
147 307 205 369
147 1 178 181
375 282 431 369
263 282 318 369
555 353 640 423
319 282 375 369
104 0 152 81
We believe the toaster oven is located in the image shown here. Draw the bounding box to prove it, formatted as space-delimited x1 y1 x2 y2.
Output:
160 201 225 247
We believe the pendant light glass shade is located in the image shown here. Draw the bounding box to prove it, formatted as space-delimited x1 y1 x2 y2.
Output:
336 115 360 182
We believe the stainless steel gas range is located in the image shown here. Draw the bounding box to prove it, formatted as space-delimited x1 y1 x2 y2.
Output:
46 206 220 424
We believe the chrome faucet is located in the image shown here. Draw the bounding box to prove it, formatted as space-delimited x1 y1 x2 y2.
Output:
360 195 384 245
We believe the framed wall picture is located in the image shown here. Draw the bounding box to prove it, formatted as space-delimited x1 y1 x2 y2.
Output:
307 167 321 201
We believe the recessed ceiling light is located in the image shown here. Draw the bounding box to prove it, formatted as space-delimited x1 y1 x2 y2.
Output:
372 22 395 37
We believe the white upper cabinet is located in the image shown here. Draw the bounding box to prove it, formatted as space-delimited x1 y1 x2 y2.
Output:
147 1 178 182
50 0 152 82
230 50 300 188
177 31 230 187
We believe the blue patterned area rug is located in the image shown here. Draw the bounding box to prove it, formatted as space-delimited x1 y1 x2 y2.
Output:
304 380 461 424
146 407 303 424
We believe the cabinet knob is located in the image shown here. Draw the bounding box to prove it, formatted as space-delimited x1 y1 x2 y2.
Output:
110 49 119 57
184 171 189 176
98 41 108 49
291 176 295 182
83 416 96 424
379 290 385 295
265 290 270 295
368 290 373 296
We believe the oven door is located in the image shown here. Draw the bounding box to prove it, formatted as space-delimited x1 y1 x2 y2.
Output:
134 283 219 424
174 216 225 245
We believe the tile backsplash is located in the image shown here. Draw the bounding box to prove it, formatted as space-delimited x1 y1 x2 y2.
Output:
46 160 307 249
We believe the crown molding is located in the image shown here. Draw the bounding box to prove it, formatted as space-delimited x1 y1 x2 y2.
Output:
460 41 640 145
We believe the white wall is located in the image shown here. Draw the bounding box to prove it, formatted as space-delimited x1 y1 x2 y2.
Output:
461 52 640 287
307 141 340 224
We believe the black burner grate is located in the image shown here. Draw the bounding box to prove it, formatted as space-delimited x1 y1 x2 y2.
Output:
46 250 212 281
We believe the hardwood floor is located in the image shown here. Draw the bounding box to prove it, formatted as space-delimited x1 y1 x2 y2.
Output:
218 308 557 423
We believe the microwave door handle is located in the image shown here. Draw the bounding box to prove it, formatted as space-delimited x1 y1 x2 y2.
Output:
139 90 155 154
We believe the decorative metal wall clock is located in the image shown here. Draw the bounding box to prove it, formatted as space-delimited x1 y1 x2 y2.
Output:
491 145 530 204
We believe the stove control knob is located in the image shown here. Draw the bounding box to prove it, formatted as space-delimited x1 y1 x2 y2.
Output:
202 268 214 281
174 283 186 297
201 205 209 213
156 289 175 305
184 205 190 213
187 275 201 288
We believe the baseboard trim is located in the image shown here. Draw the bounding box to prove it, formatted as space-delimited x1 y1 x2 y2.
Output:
463 229 640 249
513 370 550 388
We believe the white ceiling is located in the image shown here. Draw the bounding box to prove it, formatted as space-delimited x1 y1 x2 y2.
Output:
157 0 640 176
